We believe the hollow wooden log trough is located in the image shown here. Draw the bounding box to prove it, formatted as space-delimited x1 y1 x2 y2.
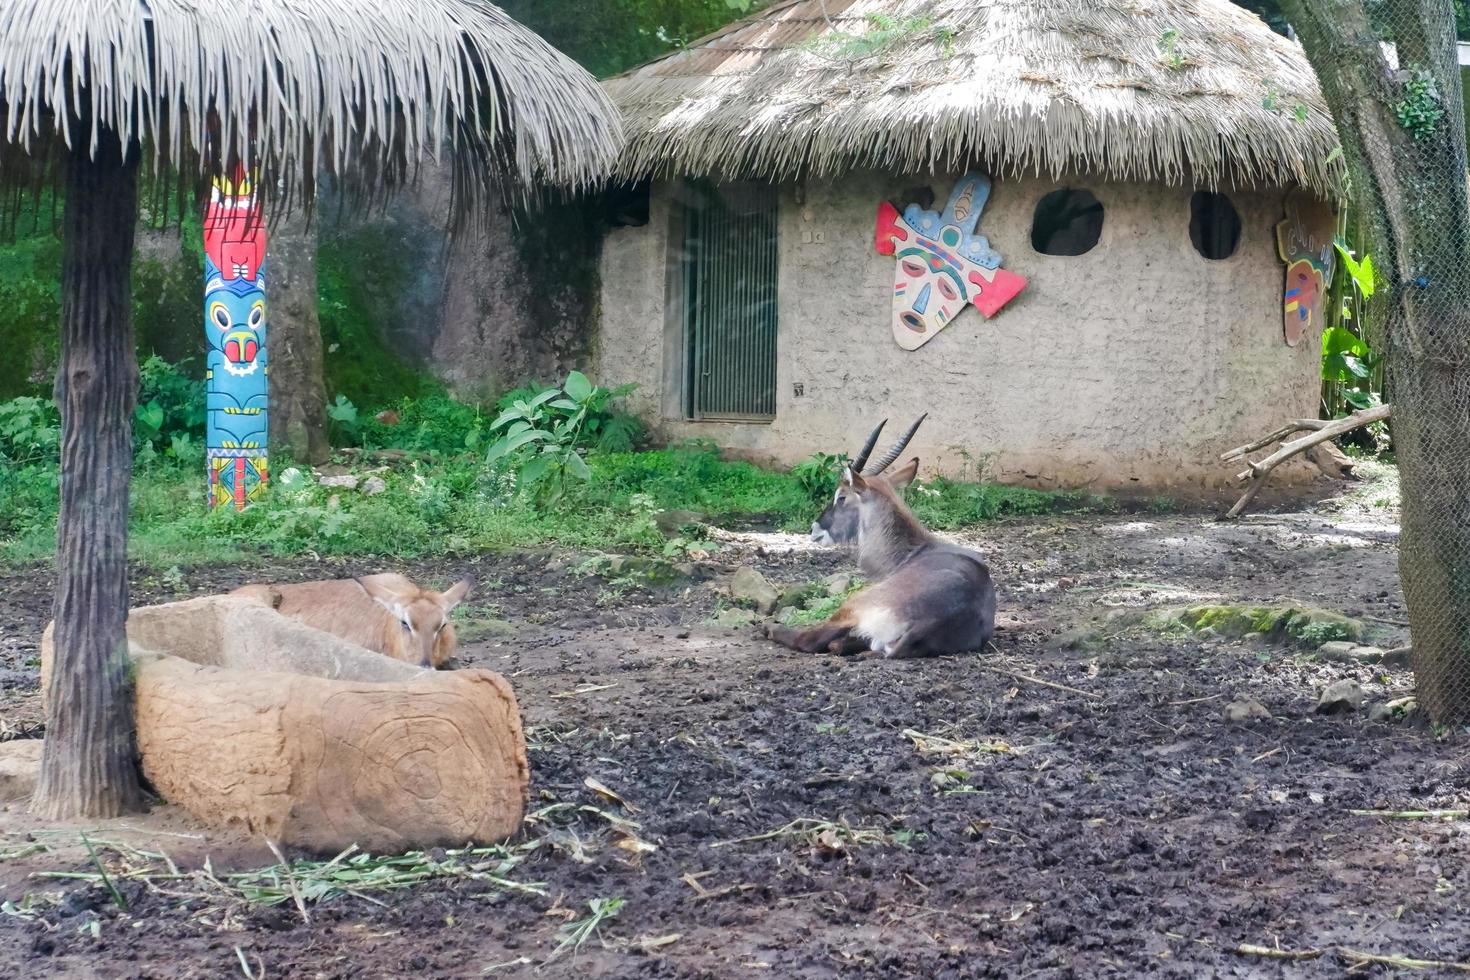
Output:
40 596 528 853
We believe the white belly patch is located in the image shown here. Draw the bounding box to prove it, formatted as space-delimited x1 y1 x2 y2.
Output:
855 607 905 653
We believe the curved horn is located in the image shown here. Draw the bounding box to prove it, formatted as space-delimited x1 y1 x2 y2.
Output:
865 414 927 474
850 419 887 473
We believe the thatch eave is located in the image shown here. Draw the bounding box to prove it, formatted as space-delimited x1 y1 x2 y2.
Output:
0 0 624 210
606 0 1344 197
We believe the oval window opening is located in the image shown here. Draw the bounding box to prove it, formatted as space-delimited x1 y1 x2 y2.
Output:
1190 191 1241 260
1031 189 1104 256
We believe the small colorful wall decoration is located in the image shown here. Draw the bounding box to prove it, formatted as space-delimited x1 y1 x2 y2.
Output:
1275 188 1336 348
875 173 1027 351
203 167 269 510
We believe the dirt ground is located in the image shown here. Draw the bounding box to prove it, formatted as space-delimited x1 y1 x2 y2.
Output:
3 470 1469 978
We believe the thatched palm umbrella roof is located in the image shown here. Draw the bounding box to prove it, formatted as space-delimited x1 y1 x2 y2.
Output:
0 0 622 822
607 0 1340 194
1 0 622 199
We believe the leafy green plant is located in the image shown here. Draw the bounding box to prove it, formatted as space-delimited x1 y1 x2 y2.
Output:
132 355 205 461
1334 239 1376 299
1394 70 1445 141
484 371 637 499
1157 28 1185 69
807 13 952 61
1325 239 1386 429
327 394 359 444
790 451 847 507
1321 326 1382 409
0 396 59 465
359 392 485 456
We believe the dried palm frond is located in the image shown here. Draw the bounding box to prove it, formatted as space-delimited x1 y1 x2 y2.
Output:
606 0 1341 194
0 0 623 212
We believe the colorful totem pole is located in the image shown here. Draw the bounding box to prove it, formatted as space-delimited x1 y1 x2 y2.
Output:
202 167 269 509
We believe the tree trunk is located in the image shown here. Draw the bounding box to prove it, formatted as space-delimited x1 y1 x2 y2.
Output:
266 209 330 465
1281 0 1470 722
31 134 146 818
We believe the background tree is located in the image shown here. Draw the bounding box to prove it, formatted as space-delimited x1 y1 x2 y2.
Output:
500 0 765 78
268 211 330 466
0 0 620 819
1277 0 1470 722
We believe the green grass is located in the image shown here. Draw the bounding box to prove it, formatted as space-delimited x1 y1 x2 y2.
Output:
1 398 1111 568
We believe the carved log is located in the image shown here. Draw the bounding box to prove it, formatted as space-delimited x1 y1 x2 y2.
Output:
42 597 527 852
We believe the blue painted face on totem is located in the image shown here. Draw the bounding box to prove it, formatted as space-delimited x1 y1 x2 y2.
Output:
204 257 268 448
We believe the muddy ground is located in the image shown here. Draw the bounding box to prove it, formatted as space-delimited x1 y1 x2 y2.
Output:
3 470 1469 978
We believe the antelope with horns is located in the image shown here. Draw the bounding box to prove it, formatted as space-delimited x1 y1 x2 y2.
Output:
231 573 473 669
766 417 997 658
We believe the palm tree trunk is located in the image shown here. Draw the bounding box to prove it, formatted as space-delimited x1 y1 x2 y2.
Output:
31 133 146 818
266 208 330 465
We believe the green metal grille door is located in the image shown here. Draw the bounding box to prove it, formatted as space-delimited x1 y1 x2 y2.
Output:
681 182 778 420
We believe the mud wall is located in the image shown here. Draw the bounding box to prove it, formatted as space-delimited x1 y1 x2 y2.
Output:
317 163 601 404
595 171 1321 491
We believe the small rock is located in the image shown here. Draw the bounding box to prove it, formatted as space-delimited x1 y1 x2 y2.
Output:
730 567 779 615
654 509 708 536
823 573 853 597
673 562 697 579
360 476 387 496
1368 696 1417 724
1316 679 1364 715
1347 644 1413 668
778 583 815 610
319 474 360 490
0 739 44 802
714 608 756 628
1224 699 1272 723
1317 640 1358 661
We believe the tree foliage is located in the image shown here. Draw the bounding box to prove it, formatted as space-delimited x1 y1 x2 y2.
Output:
497 0 766 78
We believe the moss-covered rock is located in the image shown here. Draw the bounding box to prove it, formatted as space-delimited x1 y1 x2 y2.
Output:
1148 604 1363 648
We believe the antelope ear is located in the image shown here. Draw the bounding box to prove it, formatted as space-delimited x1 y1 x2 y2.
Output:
889 457 920 491
440 577 473 611
844 468 868 490
355 576 408 619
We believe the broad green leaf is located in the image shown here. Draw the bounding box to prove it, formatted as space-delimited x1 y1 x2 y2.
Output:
1322 326 1368 358
548 398 580 412
502 430 549 453
488 409 523 431
565 453 592 481
563 370 593 402
520 456 551 486
527 389 560 410
1333 239 1376 297
327 395 358 426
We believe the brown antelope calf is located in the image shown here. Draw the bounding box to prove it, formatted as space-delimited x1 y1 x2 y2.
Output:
766 418 996 658
232 573 473 668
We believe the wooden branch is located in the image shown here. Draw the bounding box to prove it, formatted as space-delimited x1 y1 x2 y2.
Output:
1233 943 1323 961
1223 405 1392 520
1220 420 1328 462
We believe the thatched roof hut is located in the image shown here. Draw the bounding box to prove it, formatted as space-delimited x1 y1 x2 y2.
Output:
593 0 1341 492
607 0 1340 194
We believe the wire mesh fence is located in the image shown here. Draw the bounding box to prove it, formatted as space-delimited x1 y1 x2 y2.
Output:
1313 0 1470 725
